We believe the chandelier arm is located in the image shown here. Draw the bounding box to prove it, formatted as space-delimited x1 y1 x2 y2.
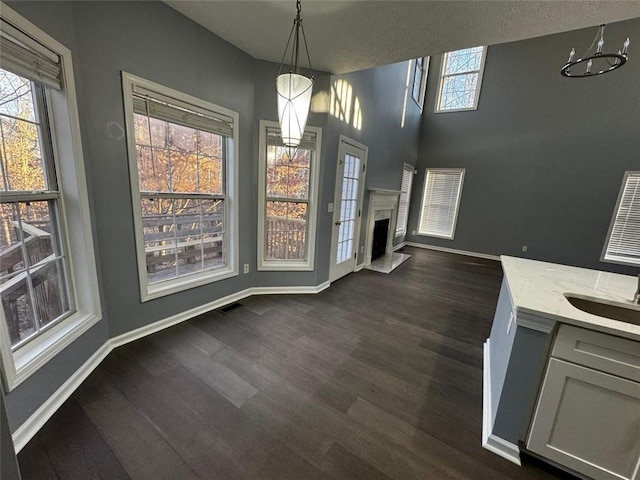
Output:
293 14 300 73
300 23 314 74
580 25 602 59
278 21 297 76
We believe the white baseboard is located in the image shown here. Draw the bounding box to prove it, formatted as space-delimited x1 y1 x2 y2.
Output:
482 340 493 443
404 242 500 262
482 339 522 466
484 434 522 466
250 282 330 296
11 282 331 453
354 263 365 272
12 341 112 453
393 242 406 251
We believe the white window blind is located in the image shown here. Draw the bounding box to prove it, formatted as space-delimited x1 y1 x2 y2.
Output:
418 168 465 239
395 164 414 236
0 18 62 89
603 171 640 266
132 85 234 137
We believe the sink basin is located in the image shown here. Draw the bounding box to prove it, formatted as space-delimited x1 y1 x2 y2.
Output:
564 294 640 326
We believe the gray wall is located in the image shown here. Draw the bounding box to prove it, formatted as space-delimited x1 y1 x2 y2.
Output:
251 60 331 287
488 280 517 424
3 0 112 432
489 280 553 445
493 327 551 444
321 61 423 266
1 0 421 442
1 388 20 480
406 18 640 275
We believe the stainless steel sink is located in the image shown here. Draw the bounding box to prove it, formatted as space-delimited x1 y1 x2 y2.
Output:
564 294 640 326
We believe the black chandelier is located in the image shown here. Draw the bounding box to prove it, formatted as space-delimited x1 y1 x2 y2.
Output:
561 24 630 78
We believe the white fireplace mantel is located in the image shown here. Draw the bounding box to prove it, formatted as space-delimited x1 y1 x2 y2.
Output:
364 189 401 266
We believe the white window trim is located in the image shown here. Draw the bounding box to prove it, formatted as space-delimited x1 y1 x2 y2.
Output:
412 57 430 111
435 46 487 114
395 163 415 237
416 168 465 240
0 4 102 391
121 72 239 301
601 171 640 267
257 120 321 271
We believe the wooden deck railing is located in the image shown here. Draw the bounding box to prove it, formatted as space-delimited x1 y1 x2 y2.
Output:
0 222 61 346
265 216 307 260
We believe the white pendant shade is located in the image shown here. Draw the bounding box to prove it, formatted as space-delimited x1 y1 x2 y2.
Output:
276 72 313 148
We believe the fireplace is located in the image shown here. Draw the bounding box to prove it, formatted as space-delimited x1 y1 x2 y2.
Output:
364 188 411 274
371 218 389 261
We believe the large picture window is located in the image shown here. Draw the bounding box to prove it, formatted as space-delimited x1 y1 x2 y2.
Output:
257 120 321 271
122 73 238 300
602 171 640 266
0 6 101 390
0 68 72 349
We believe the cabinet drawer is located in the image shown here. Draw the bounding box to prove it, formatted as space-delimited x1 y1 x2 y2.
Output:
553 324 640 382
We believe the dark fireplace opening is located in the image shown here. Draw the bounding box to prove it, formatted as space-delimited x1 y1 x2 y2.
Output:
371 218 389 261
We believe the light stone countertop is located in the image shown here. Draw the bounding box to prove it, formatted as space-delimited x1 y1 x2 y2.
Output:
501 256 640 341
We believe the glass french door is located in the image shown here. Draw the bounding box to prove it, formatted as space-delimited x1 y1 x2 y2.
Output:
330 138 367 282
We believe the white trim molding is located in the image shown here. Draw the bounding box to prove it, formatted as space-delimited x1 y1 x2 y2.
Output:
12 341 112 453
364 189 401 266
482 339 522 466
515 310 557 334
11 281 331 453
404 242 500 261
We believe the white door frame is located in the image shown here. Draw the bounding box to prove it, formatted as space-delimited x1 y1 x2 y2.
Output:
329 135 368 283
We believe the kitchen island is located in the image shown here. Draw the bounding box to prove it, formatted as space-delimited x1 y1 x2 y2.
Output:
483 256 640 479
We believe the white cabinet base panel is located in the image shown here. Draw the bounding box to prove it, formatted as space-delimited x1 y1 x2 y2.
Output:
528 358 640 480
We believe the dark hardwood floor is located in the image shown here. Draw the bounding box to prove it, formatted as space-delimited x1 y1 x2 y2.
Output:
17 247 573 479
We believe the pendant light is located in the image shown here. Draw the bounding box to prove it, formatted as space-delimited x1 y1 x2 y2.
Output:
276 0 313 148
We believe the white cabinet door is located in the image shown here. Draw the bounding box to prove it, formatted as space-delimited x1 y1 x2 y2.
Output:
528 358 640 480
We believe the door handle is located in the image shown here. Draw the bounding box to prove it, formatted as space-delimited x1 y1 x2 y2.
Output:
335 221 342 226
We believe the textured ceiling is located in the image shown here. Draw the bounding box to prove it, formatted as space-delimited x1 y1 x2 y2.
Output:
164 1 640 74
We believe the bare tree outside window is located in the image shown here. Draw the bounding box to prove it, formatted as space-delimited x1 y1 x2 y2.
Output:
0 68 72 348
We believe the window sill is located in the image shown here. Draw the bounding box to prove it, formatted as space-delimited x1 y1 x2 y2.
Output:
142 266 238 302
5 311 102 391
415 232 455 240
601 255 640 268
434 105 479 114
257 261 314 272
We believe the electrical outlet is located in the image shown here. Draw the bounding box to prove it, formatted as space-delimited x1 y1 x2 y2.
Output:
522 245 528 252
243 263 249 274
328 202 334 213
411 230 416 236
360 246 364 254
